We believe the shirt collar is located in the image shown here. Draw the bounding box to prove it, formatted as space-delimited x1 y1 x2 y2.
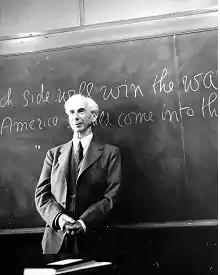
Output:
73 132 93 150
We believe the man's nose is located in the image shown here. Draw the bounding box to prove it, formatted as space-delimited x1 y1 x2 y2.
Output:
73 113 79 119
69 113 79 121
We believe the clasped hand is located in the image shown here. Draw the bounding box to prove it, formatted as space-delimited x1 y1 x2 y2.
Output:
58 214 83 235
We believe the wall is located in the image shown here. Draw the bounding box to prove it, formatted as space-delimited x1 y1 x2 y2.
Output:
0 0 217 37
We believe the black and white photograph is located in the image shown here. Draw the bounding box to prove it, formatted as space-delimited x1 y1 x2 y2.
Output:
0 1 218 274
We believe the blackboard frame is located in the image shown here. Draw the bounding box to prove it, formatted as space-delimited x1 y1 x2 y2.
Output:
0 9 217 56
0 219 217 235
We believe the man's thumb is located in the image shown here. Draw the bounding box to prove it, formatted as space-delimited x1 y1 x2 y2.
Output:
65 215 75 223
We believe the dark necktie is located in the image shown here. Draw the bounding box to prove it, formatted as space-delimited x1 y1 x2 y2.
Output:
76 141 83 164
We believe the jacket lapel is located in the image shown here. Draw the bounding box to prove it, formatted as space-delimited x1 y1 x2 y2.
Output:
77 141 103 180
58 140 73 182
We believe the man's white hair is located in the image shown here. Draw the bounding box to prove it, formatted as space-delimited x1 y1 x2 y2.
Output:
64 94 99 114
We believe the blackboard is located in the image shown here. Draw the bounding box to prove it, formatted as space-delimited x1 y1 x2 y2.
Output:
0 29 217 229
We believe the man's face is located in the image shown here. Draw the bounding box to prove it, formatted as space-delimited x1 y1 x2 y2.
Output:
66 97 97 134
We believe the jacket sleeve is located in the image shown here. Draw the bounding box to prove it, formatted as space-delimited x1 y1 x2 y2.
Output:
79 146 121 229
35 149 64 229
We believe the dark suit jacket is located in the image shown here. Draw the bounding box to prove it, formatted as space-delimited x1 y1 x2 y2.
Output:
35 137 121 254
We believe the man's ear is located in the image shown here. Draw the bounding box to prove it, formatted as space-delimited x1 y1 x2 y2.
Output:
91 112 98 122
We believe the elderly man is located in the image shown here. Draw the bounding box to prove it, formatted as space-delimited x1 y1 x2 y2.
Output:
35 94 121 257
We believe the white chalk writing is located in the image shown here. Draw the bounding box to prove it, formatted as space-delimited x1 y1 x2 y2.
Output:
56 81 95 103
100 82 144 100
162 104 195 122
0 68 217 138
153 68 174 95
94 111 112 127
56 89 72 103
182 71 217 92
201 92 218 118
0 116 58 135
118 111 153 127
0 88 14 108
22 84 51 107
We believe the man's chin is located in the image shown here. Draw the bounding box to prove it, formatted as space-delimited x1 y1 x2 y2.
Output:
74 129 82 133
72 125 84 131
73 128 84 134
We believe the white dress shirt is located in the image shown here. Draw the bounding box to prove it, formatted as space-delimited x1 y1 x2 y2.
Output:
72 132 93 158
